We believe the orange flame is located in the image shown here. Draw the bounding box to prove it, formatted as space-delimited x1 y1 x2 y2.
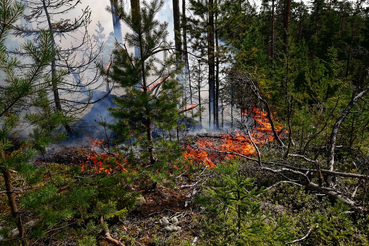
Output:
77 106 285 172
179 104 198 113
79 139 128 175
183 106 285 167
143 75 169 92
106 61 112 71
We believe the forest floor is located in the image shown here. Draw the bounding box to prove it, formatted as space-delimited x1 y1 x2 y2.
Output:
2 143 368 245
2 145 207 246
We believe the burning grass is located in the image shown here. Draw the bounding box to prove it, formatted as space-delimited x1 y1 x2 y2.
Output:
41 106 283 175
183 106 286 167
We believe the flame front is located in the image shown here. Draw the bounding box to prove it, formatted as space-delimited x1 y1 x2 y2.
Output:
183 106 285 167
78 106 285 173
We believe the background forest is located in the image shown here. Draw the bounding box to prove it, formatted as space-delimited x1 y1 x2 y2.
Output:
0 0 369 245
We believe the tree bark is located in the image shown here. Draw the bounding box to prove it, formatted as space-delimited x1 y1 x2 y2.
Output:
283 0 291 54
1 168 27 246
110 0 123 43
42 0 73 135
214 0 219 129
182 0 192 105
269 0 275 60
208 0 215 129
172 0 181 61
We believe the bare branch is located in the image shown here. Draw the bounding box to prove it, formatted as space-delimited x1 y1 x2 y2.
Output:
328 86 369 172
100 216 125 246
285 224 318 244
287 153 318 164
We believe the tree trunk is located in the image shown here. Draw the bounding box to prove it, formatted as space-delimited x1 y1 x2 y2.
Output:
172 0 181 61
110 0 123 43
131 0 141 26
208 0 215 129
132 0 154 165
42 0 73 135
283 0 291 54
182 0 193 105
270 0 275 60
197 60 202 125
214 0 219 129
1 168 27 246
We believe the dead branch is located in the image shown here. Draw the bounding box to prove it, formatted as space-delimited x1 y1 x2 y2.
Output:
285 224 318 244
287 154 318 164
306 182 366 211
260 166 367 211
180 180 200 189
240 121 262 166
328 86 369 172
260 166 311 184
277 161 369 181
242 71 286 148
197 145 369 180
100 216 125 246
261 96 286 148
265 181 304 191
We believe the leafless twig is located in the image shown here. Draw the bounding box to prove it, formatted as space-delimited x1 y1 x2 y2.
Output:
285 224 318 244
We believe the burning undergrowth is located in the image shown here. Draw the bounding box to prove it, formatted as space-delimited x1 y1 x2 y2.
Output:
41 105 285 174
182 106 286 167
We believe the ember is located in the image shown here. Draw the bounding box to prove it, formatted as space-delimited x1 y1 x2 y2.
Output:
183 106 285 167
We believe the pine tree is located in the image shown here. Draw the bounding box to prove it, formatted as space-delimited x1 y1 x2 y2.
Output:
13 0 102 135
0 1 69 244
104 0 183 166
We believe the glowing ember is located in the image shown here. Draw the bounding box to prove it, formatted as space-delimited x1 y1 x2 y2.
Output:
183 106 285 167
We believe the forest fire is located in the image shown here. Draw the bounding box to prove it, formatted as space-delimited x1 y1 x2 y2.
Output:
76 106 284 173
79 139 129 175
183 106 285 167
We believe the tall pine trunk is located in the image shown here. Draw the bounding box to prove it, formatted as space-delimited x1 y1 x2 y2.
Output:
182 0 192 105
131 0 155 164
283 0 291 54
172 0 181 61
269 0 275 60
110 0 123 43
208 0 215 129
214 0 219 129
42 0 73 135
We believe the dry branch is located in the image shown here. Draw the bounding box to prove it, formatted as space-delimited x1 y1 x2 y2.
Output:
327 86 369 172
232 71 286 147
285 224 318 244
260 165 367 211
100 216 125 246
198 146 369 181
